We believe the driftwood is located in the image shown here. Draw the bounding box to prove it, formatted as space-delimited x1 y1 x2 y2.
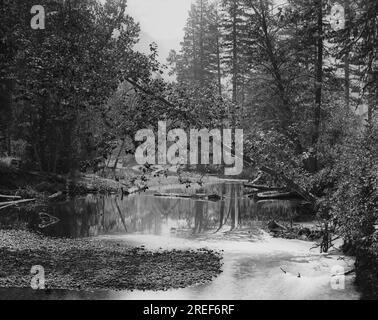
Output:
154 193 222 202
38 212 60 229
244 189 260 196
0 199 36 211
251 172 264 184
123 186 149 195
256 191 303 201
155 193 198 199
260 166 317 204
0 194 22 200
244 184 286 192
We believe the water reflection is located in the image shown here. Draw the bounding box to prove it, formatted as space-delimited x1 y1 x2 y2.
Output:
41 183 311 239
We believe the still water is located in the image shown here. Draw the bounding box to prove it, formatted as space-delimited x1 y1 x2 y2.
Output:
41 183 310 239
3 183 361 300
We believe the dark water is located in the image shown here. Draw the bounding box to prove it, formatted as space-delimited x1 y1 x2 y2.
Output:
34 183 311 239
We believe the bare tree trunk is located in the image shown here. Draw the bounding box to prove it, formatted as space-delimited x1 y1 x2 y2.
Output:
199 0 205 86
344 0 351 110
216 24 222 96
113 138 125 178
192 19 197 81
313 0 323 149
232 0 238 105
33 142 43 172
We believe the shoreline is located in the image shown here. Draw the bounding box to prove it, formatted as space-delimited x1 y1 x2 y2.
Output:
0 230 222 292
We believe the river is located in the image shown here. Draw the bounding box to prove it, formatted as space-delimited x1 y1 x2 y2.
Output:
0 182 360 300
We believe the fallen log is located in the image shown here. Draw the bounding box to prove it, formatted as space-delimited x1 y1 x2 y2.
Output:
260 166 317 204
0 199 36 211
256 191 303 201
154 193 201 199
154 193 222 202
244 189 260 196
244 184 286 192
0 194 22 200
255 199 310 205
123 186 149 195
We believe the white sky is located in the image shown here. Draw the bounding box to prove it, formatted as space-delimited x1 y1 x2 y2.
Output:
99 0 194 63
127 0 194 50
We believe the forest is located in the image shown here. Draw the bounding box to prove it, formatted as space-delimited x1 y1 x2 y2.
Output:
0 0 377 299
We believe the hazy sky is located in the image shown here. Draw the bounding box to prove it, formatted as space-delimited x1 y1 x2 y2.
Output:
127 0 194 51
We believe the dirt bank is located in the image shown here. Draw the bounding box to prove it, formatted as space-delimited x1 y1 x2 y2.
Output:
0 230 222 292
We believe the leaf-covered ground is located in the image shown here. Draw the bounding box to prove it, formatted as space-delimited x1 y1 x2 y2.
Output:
0 230 222 291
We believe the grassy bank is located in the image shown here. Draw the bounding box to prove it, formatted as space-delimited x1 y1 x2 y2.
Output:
0 230 222 292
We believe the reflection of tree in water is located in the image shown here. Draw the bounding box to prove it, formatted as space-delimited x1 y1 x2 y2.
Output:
193 201 207 234
190 183 245 234
214 183 242 232
41 183 308 238
210 184 303 233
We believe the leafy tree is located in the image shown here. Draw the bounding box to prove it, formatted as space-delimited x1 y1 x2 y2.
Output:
1 0 159 173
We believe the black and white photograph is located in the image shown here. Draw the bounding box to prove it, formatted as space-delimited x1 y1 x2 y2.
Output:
0 0 377 305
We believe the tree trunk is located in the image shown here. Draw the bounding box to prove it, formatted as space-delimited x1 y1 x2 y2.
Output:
313 0 323 148
113 138 125 177
192 19 197 81
199 0 205 85
344 0 351 110
232 0 238 105
216 23 222 96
